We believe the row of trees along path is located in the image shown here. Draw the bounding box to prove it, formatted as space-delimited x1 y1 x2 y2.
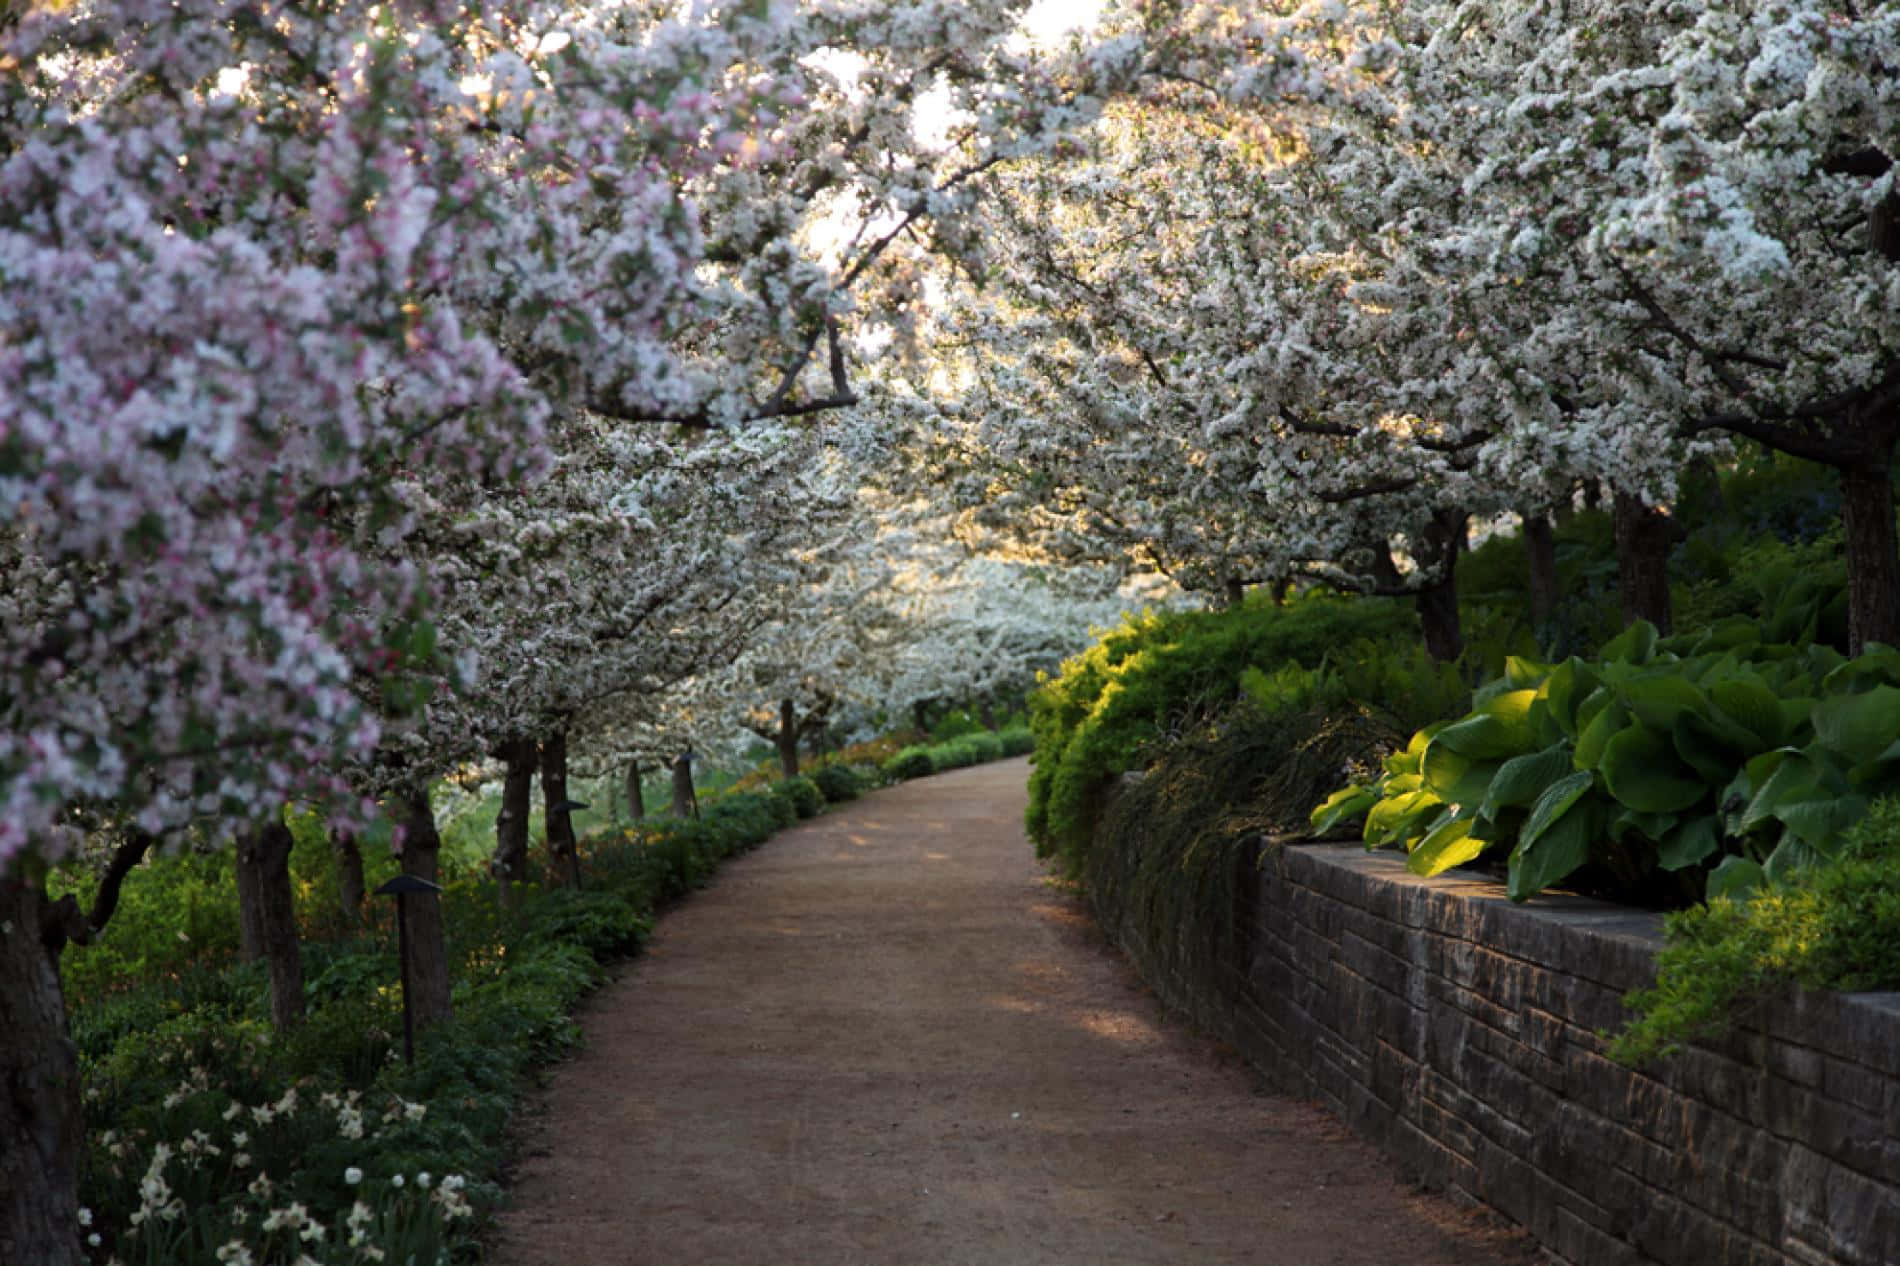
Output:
489 759 1538 1265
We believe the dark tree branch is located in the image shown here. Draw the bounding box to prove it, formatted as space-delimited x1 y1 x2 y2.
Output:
1314 476 1418 504
40 829 156 957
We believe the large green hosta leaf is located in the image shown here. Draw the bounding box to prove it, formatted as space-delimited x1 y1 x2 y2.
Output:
1482 742 1574 814
1598 724 1707 814
1708 677 1788 749
1506 771 1599 900
1657 814 1721 871
1420 741 1505 808
1821 643 1900 693
1430 689 1540 759
1621 673 1711 733
1599 619 1660 665
1573 694 1628 770
1541 658 1600 739
1671 708 1762 783
1707 854 1766 902
1810 684 1900 766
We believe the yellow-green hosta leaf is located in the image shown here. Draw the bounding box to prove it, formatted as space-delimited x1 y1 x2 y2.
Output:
1406 812 1486 877
1365 788 1445 847
1430 689 1540 760
1420 739 1504 807
1310 784 1377 835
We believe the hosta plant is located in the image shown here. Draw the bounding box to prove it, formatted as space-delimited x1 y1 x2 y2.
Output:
1313 621 1900 903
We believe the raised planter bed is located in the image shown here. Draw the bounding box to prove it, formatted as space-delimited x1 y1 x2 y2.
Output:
1093 839 1900 1266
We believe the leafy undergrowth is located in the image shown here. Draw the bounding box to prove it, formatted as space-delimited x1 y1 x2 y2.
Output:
66 731 1029 1266
1611 797 1900 1065
1025 590 1467 875
1316 621 1900 907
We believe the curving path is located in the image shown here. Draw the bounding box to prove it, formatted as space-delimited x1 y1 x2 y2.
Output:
488 758 1537 1266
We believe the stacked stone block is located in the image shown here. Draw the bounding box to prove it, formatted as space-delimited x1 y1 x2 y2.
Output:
1094 840 1900 1266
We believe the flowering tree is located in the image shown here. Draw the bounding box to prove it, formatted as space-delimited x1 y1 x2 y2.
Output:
0 0 782 1255
913 75 1496 657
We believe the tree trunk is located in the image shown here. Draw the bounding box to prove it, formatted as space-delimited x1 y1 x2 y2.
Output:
234 839 265 962
1415 510 1467 664
1223 576 1246 608
541 729 581 889
1523 512 1560 628
332 828 366 929
493 737 535 903
776 698 800 779
978 699 998 731
397 786 454 1030
237 819 304 1031
670 751 699 819
626 759 646 821
0 875 84 1266
1416 575 1464 663
1839 459 1900 654
911 700 932 735
1613 490 1674 633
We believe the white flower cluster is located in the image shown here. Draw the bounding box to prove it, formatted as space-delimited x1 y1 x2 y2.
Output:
911 1 1900 614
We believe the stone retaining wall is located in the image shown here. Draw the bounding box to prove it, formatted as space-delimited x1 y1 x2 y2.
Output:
1094 840 1900 1265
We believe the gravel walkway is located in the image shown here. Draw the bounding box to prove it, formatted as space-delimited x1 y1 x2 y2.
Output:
487 758 1537 1265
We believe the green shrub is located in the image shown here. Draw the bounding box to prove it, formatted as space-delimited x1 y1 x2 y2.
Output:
1026 591 1418 872
715 787 795 839
882 746 937 781
930 731 1004 769
515 888 652 959
928 709 989 740
810 763 862 802
1612 797 1900 1064
1672 529 1847 650
774 775 826 819
1094 705 1403 989
997 726 1035 757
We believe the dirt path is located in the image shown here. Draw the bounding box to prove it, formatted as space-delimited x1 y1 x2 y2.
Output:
488 759 1537 1266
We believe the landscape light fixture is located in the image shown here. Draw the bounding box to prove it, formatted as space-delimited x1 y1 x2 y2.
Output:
374 873 445 1065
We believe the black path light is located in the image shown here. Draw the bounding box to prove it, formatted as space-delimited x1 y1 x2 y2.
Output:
375 873 445 1065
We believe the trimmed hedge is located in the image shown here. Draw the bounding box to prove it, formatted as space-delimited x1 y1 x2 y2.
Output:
881 746 937 782
776 775 826 819
810 763 862 802
876 727 1034 784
